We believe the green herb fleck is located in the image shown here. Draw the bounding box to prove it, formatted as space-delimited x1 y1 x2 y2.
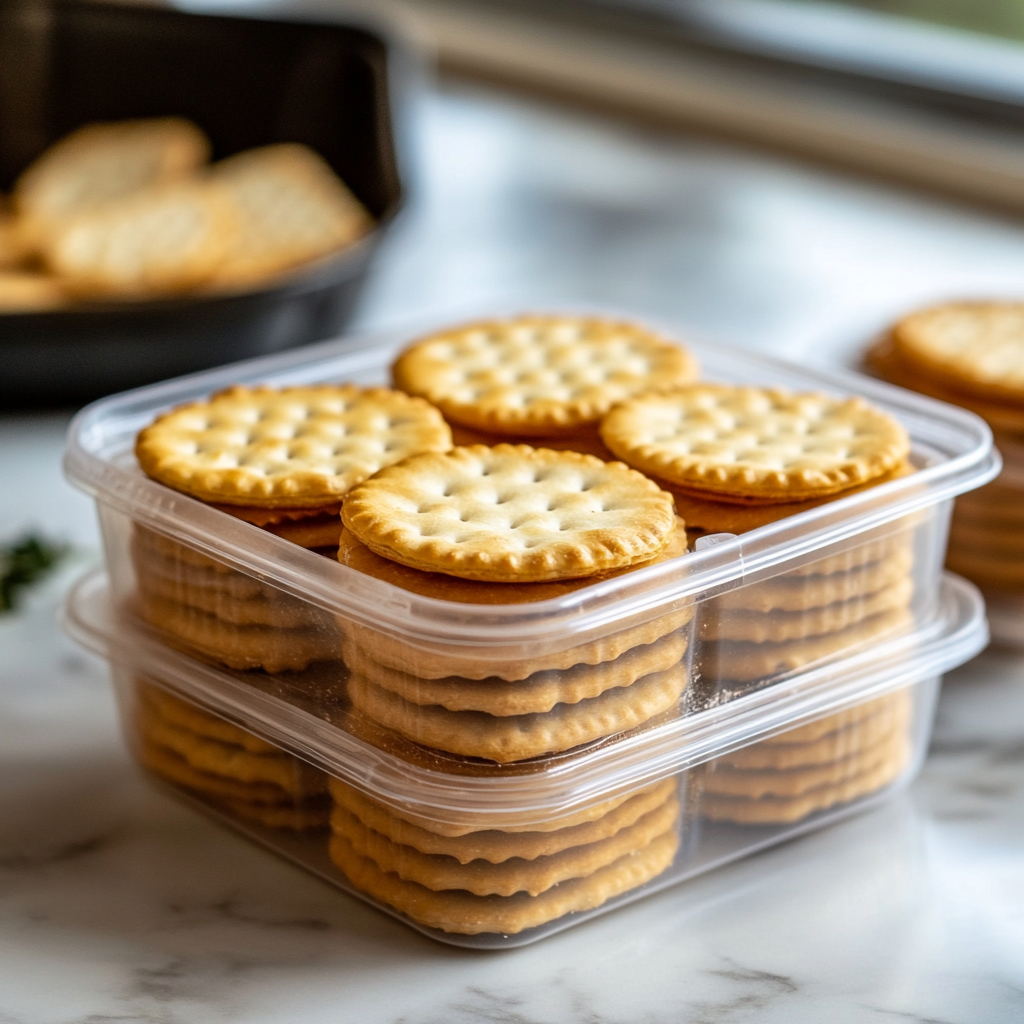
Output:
0 535 69 612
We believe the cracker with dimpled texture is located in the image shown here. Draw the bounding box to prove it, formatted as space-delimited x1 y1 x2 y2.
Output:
867 333 1024 433
601 384 909 503
14 118 210 241
136 385 451 508
891 302 1024 406
341 445 676 582
336 518 688 604
328 827 679 935
392 315 697 436
45 180 236 297
209 144 372 290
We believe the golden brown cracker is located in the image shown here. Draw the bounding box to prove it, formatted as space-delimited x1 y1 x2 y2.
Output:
666 461 916 534
0 271 66 311
139 682 279 753
701 575 913 644
346 662 686 762
340 630 688 715
329 775 668 837
138 593 338 673
46 179 235 297
330 779 677 862
136 384 452 508
218 797 330 830
719 692 912 770
208 143 372 289
697 607 914 683
890 302 1024 406
448 421 615 460
14 117 210 239
714 546 913 614
331 795 678 898
336 517 688 604
138 702 325 797
328 827 679 934
341 445 677 583
698 736 910 824
393 315 697 436
867 332 1024 434
601 385 909 502
137 572 317 629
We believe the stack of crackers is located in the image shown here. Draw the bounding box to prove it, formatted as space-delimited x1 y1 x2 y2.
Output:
868 302 1024 597
698 688 912 825
127 312 924 933
133 384 453 673
135 681 329 830
598 384 917 696
0 118 371 310
327 777 680 935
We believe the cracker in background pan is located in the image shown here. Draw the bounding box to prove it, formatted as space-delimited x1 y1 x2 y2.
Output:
208 144 372 290
45 180 235 297
0 272 65 310
14 118 210 244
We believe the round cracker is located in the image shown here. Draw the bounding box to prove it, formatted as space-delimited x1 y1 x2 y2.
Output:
891 302 1024 406
392 315 697 436
867 333 1024 434
337 517 688 604
341 445 677 582
601 384 910 503
136 384 452 508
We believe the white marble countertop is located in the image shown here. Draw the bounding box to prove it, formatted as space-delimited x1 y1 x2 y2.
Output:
2 84 1024 1022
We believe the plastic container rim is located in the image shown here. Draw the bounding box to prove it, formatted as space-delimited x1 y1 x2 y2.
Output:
63 312 1000 643
63 567 988 821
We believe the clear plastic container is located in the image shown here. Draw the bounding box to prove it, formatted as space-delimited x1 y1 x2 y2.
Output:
63 325 999 766
947 432 1024 649
64 567 987 947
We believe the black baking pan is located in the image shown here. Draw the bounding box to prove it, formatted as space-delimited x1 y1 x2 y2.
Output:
0 0 412 407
